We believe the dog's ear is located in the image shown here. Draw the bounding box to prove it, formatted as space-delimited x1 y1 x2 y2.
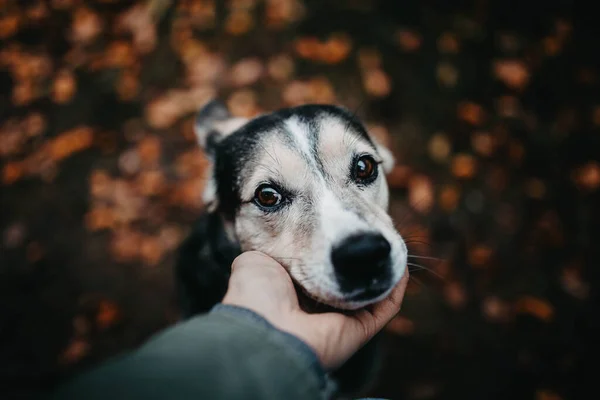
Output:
194 100 249 158
373 139 395 174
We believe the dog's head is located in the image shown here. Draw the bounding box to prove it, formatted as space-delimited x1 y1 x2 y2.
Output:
194 100 407 309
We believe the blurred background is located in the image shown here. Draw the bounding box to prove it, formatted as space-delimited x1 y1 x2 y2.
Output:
1 0 597 399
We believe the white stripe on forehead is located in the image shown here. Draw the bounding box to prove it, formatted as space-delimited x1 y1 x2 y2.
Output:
284 116 314 159
318 116 378 166
240 136 312 201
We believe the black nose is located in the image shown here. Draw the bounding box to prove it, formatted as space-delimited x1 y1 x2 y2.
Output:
331 233 392 296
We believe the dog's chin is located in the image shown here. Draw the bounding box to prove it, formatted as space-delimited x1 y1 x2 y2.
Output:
333 286 395 310
299 284 395 311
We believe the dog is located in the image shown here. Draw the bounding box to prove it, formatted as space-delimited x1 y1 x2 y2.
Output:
175 100 408 397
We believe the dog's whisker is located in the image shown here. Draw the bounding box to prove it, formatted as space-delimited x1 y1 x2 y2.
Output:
407 254 444 262
404 240 431 246
407 262 445 280
408 275 425 288
257 142 281 168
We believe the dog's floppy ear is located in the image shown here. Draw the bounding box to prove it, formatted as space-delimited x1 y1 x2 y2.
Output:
194 100 249 158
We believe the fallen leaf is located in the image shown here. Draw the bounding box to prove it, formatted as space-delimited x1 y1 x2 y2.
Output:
515 296 554 322
363 68 391 97
438 185 460 212
96 300 121 330
408 175 434 213
395 29 422 52
451 153 477 179
428 133 452 163
457 102 485 125
493 59 530 90
229 57 264 87
437 32 460 54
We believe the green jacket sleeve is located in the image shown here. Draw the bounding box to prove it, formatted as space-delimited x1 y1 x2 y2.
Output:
50 304 336 400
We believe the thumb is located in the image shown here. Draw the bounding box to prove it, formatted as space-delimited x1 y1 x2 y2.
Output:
223 251 298 309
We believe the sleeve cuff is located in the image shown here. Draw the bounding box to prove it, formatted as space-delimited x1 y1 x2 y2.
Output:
210 303 337 397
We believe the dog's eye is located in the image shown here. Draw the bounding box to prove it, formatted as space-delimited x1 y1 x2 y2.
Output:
254 184 283 208
353 155 377 183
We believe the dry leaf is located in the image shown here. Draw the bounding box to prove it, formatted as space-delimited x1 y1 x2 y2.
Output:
116 70 139 101
96 300 121 330
536 389 563 400
543 36 561 56
493 60 530 90
90 170 113 200
137 169 166 197
468 245 493 268
111 229 142 262
428 133 452 163
225 11 254 35
0 14 20 39
118 149 141 176
471 131 495 157
283 80 310 106
357 48 381 70
267 54 295 82
408 175 434 213
451 153 477 179
2 223 26 248
229 57 264 87
363 69 391 97
59 339 89 365
482 296 511 322
308 77 336 103
140 235 164 266
515 296 554 322
145 96 181 129
437 32 460 54
572 162 600 191
560 266 589 300
438 185 460 212
395 29 422 52
436 62 459 88
444 281 467 309
12 81 36 106
51 70 77 104
85 206 115 231
496 95 520 118
227 89 259 118
137 137 162 167
70 7 103 44
321 33 352 64
457 102 485 125
525 178 546 199
23 112 46 137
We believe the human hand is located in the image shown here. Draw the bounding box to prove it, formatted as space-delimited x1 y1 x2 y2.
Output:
222 251 409 370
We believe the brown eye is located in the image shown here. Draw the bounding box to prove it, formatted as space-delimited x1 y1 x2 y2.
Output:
353 155 377 182
254 184 283 208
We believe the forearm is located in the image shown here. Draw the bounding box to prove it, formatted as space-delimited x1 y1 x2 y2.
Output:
50 304 335 400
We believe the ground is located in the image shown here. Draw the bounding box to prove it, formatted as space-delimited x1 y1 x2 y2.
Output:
1 1 598 399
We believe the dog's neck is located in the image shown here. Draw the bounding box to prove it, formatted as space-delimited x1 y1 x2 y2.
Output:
175 212 241 317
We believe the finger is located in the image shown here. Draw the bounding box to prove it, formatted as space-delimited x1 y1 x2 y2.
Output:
231 251 284 274
225 251 298 308
352 269 410 336
371 269 409 319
